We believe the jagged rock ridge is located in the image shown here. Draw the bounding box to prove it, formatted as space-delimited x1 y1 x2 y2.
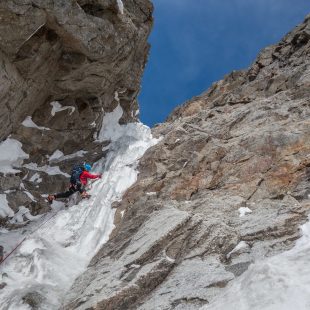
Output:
64 14 310 309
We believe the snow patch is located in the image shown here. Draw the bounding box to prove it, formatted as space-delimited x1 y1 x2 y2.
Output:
97 104 124 141
226 241 249 259
22 116 50 131
4 190 15 194
48 150 88 163
23 162 70 177
146 192 157 196
9 206 41 224
23 191 36 202
239 207 252 217
0 194 14 218
164 250 175 263
116 0 124 14
114 91 120 102
49 150 64 161
29 173 42 183
50 101 75 116
0 138 29 174
97 104 155 145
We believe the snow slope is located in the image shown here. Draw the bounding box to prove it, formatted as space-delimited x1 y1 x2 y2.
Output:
204 218 310 310
0 105 158 309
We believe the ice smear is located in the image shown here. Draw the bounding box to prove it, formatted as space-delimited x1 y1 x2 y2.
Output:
0 138 29 174
146 192 157 196
23 163 70 177
23 191 36 202
50 101 75 116
226 241 249 259
0 194 14 218
203 218 310 310
48 150 64 161
48 150 88 163
4 190 15 194
116 0 124 14
114 91 120 102
29 173 42 183
22 116 50 131
163 249 175 263
97 104 124 141
238 207 252 217
0 104 158 309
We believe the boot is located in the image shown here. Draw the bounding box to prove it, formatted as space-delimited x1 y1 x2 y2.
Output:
81 191 91 199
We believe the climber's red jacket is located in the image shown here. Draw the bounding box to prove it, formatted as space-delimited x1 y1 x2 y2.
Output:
79 171 101 185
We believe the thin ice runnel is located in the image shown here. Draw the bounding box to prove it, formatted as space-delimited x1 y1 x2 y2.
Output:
0 104 158 309
116 0 124 14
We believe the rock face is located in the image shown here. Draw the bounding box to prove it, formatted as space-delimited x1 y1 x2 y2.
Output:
0 0 153 221
64 15 310 309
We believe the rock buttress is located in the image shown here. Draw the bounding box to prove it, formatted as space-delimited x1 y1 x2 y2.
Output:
64 14 310 310
0 0 153 220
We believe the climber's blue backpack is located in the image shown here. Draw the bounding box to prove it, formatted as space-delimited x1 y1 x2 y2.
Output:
70 163 84 185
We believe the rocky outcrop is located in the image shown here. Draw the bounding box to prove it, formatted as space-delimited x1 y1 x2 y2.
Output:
64 14 310 309
0 0 153 220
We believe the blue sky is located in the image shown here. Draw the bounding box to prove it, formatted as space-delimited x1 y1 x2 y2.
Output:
138 0 310 127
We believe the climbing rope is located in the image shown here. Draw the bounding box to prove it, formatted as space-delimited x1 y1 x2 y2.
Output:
0 178 101 266
0 210 60 266
0 237 26 265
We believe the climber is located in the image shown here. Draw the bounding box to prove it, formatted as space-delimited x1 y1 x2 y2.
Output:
48 163 101 203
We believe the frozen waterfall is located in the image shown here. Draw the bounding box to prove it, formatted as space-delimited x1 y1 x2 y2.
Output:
0 105 158 309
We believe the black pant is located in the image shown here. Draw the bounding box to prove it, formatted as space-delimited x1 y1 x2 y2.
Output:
55 184 84 199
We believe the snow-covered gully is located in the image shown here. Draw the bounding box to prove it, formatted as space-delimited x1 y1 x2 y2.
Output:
0 106 158 309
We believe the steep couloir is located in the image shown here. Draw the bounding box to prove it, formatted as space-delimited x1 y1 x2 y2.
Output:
64 14 310 310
